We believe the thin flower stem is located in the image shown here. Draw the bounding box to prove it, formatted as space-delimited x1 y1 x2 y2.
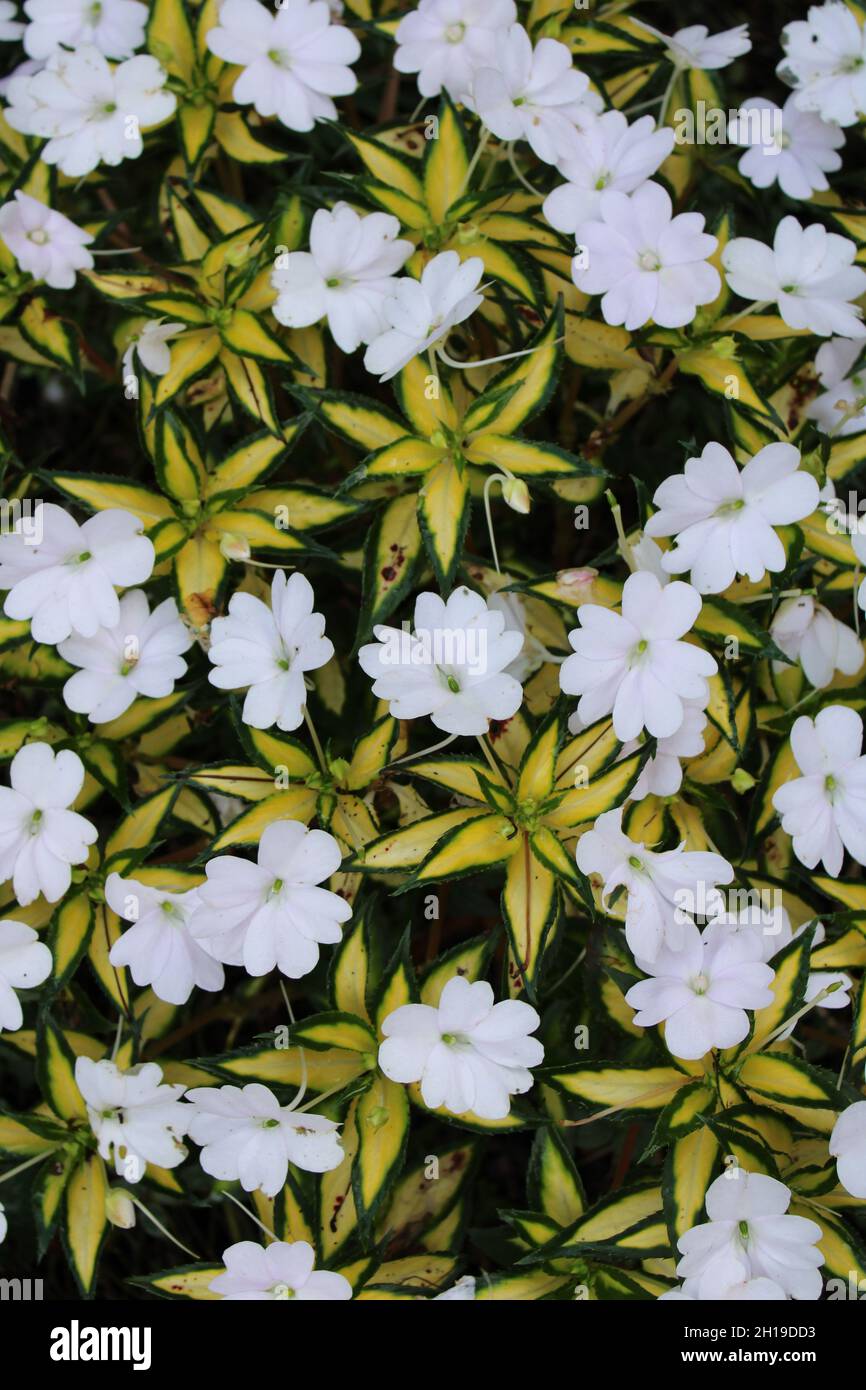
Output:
0 1151 48 1186
437 340 562 371
280 979 309 1114
128 1194 200 1260
605 490 637 572
657 65 680 129
476 734 505 782
721 298 774 330
295 1080 351 1113
303 704 328 775
760 980 845 1050
91 246 143 256
506 141 542 196
222 1189 278 1242
459 126 491 198
110 1012 124 1063
382 731 460 771
483 473 505 573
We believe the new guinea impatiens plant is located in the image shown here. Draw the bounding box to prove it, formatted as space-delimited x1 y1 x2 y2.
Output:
1 0 866 1310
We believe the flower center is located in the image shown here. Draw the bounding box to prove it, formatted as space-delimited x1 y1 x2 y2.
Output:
270 878 284 898
66 549 92 567
99 102 117 117
262 1118 280 1129
825 773 837 798
738 1219 750 1244
445 22 465 42
441 1031 468 1047
627 854 644 873
271 1283 295 1299
689 972 710 996
268 48 293 69
594 171 611 190
29 809 43 835
160 900 182 921
325 277 342 288
276 654 291 671
27 228 49 245
715 498 745 516
100 1107 122 1123
629 638 650 667
88 1 103 20
446 674 461 693
638 250 661 272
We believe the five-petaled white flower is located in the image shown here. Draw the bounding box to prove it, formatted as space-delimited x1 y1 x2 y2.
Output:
543 110 674 236
74 1056 189 1182
772 704 866 876
271 203 413 354
625 920 775 1060
676 1171 823 1301
189 820 351 979
806 337 866 437
645 442 821 595
393 0 516 102
378 975 543 1120
363 251 485 382
205 0 360 132
0 743 97 906
559 570 716 742
729 95 844 200
722 217 866 339
210 1239 353 1301
121 318 185 381
771 594 863 690
575 806 734 962
571 181 720 331
0 190 94 290
185 1082 343 1195
829 1101 866 1199
23 0 148 60
467 23 601 166
105 872 223 1006
778 2 866 128
0 919 52 1032
58 590 192 724
358 585 524 737
4 46 176 177
208 570 333 733
0 502 155 645
627 701 709 801
634 20 751 70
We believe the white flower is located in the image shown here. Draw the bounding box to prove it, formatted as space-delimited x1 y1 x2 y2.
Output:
559 570 716 742
571 181 720 331
378 975 543 1120
23 0 148 59
121 318 184 380
575 806 734 961
806 338 866 436
4 46 176 177
58 590 192 724
660 1250 788 1301
74 1056 189 1182
271 204 413 354
466 23 600 166
208 571 333 733
363 251 485 383
625 920 774 1060
779 2 866 128
543 111 674 235
189 820 351 979
358 585 524 737
434 1275 477 1300
394 0 516 102
773 705 866 876
0 191 94 290
829 1101 866 1199
627 702 709 801
722 217 866 339
186 1082 343 1195
771 594 862 690
0 744 97 907
634 20 751 70
105 872 223 1006
205 0 360 132
676 1171 823 1301
0 919 52 1032
488 585 554 683
210 1239 352 1301
645 442 820 595
0 502 155 644
729 96 843 200
0 1 24 40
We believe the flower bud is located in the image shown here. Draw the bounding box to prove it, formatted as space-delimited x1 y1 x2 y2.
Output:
218 531 251 562
106 1188 136 1229
502 477 530 514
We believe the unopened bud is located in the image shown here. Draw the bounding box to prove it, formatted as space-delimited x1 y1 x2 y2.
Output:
106 1188 136 1229
218 531 251 562
502 477 530 514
